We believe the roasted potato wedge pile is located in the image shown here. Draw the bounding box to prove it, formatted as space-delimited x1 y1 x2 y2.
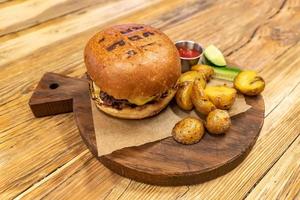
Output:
176 68 236 113
174 65 237 139
173 65 266 143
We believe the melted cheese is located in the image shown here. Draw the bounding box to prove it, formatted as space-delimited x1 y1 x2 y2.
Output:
128 96 156 106
92 82 100 98
129 89 174 105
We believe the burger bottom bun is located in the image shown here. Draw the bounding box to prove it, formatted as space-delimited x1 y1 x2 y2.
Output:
93 89 176 119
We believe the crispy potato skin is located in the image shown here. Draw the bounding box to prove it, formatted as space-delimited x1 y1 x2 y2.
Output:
172 117 204 144
176 82 193 111
205 86 237 110
205 109 231 134
176 71 207 111
191 64 214 81
177 71 206 88
234 70 265 96
191 80 216 115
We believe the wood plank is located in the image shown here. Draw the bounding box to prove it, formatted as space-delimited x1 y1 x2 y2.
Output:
0 0 285 71
0 0 282 68
0 0 162 67
16 0 300 197
0 0 289 88
16 6 300 199
17 151 190 200
3 0 298 122
246 136 300 200
0 0 113 36
1 0 299 198
0 113 87 200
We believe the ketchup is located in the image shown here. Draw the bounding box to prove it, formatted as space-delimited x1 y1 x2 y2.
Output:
178 47 201 58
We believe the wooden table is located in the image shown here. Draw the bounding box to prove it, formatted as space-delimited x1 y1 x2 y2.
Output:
0 0 299 199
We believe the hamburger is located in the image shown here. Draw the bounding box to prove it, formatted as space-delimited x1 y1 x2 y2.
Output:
84 24 181 119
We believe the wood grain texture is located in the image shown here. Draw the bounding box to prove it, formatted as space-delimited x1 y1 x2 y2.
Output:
0 0 16 7
246 136 300 200
0 0 110 36
28 73 264 186
0 0 162 67
28 73 89 117
0 0 300 199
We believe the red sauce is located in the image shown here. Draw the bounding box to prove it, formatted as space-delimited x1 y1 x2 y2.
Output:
178 47 201 58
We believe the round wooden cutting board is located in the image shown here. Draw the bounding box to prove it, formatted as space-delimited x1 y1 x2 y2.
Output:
29 72 265 186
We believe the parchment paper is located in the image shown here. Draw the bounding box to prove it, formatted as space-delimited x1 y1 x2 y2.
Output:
93 79 251 156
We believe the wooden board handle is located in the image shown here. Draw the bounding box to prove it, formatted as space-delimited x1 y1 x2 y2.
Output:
29 72 88 117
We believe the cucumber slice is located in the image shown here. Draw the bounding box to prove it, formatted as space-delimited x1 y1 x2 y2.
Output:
213 66 241 81
203 45 226 67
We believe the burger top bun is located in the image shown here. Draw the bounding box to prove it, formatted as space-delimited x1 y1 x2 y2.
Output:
84 24 181 100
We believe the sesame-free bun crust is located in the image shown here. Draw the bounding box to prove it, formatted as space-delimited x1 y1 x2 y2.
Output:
84 24 181 100
94 89 176 119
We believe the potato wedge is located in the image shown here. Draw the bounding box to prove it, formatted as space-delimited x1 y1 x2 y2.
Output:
172 117 204 144
191 64 214 81
205 109 231 134
191 80 216 115
176 82 193 111
177 71 206 88
205 86 237 110
234 70 265 96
